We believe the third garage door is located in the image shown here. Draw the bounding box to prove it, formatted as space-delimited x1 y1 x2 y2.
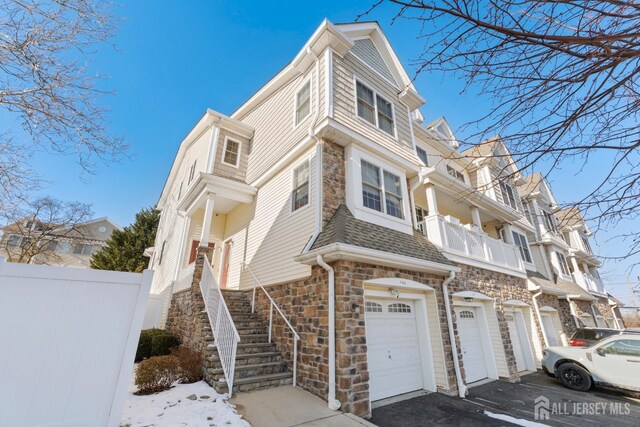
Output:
365 299 424 401
455 306 488 383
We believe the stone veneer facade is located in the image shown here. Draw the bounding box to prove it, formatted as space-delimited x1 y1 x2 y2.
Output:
536 293 579 336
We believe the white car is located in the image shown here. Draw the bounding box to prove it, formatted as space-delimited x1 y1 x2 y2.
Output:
542 333 640 393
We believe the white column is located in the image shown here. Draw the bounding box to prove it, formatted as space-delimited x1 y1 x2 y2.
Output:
199 193 215 246
425 184 438 215
173 214 191 279
570 256 581 274
470 206 482 228
503 224 515 244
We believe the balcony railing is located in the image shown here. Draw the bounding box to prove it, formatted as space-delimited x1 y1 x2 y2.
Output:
424 215 525 273
573 271 606 294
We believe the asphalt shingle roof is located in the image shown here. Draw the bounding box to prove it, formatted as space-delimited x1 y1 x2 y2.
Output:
311 204 454 267
526 270 595 301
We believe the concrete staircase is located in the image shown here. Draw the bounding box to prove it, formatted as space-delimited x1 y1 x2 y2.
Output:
205 290 293 394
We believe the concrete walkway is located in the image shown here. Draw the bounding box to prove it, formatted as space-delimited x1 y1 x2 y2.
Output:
230 386 377 427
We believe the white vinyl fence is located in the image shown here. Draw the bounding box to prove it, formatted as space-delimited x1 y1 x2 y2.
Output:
0 257 153 427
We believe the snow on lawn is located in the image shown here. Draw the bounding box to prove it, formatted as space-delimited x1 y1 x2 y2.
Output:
121 375 250 427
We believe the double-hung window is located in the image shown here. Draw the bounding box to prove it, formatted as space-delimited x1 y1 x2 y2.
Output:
356 81 394 136
291 161 310 211
446 165 465 183
556 252 570 276
512 231 532 263
222 138 241 168
542 211 558 234
416 147 429 166
295 80 311 125
73 243 93 256
580 235 592 254
361 160 403 219
500 181 519 210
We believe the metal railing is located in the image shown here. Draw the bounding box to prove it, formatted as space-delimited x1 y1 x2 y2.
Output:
200 255 241 396
242 262 300 387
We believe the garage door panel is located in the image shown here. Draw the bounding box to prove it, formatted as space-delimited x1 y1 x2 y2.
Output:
506 314 527 372
366 298 425 401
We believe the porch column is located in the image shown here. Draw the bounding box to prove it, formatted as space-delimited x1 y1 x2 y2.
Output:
470 206 482 228
568 255 579 274
199 193 215 247
425 184 438 215
503 223 515 244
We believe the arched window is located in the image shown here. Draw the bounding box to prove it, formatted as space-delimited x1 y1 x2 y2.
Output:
388 303 411 313
458 310 475 319
365 301 383 313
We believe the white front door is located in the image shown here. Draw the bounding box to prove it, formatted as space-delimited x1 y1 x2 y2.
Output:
455 307 488 383
540 313 559 346
365 299 423 401
506 313 526 372
591 338 640 390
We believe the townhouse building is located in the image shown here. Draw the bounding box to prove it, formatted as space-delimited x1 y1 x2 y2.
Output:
149 20 620 418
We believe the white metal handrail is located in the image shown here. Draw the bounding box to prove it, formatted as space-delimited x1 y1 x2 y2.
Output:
241 262 300 387
200 255 241 396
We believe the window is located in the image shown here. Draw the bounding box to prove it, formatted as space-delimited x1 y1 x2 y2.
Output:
580 236 592 254
512 231 532 263
73 243 93 256
295 80 311 125
388 303 411 313
600 340 640 357
556 251 570 276
459 310 475 319
188 160 197 184
222 138 241 168
415 206 428 234
542 211 558 234
416 147 429 166
500 181 519 210
7 234 25 247
446 165 465 183
291 161 310 211
361 160 404 219
46 240 58 252
355 80 394 136
158 241 166 265
365 301 383 313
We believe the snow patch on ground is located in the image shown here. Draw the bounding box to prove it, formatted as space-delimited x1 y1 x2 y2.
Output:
121 375 250 427
484 411 549 427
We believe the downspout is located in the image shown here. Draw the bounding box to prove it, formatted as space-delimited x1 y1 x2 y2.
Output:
442 271 467 398
610 303 622 329
590 303 600 326
565 296 581 329
531 290 549 347
317 255 341 410
303 47 324 252
409 177 421 230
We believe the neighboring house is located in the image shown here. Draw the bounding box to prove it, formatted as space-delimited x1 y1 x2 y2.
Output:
0 217 120 268
149 20 622 418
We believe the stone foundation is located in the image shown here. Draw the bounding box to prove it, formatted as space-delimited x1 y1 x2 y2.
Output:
537 293 578 337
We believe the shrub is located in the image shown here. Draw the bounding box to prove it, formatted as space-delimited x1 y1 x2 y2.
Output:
135 355 180 394
170 346 203 383
135 329 180 362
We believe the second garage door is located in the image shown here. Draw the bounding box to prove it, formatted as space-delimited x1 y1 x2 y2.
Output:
455 306 488 383
365 299 424 401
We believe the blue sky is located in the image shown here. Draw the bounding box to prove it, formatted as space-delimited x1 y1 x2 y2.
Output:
14 0 638 303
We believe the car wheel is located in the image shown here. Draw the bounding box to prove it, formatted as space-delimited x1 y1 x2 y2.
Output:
557 363 592 391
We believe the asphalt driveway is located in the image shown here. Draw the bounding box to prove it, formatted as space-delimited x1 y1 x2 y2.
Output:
370 372 640 426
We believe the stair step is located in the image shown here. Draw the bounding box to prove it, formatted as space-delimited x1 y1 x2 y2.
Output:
210 351 282 365
208 361 287 380
214 372 293 393
235 326 268 334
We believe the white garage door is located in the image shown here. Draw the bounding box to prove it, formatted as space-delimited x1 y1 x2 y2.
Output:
455 307 488 383
365 299 423 401
540 313 559 346
506 313 527 372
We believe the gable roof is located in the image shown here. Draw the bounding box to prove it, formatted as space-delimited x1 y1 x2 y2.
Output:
556 207 585 228
517 172 558 206
310 204 454 267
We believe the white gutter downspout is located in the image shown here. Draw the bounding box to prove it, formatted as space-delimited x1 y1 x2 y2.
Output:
610 303 622 329
565 296 581 329
317 255 341 410
303 47 324 253
442 271 467 398
531 290 549 347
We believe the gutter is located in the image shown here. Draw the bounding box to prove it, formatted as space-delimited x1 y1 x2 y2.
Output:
316 255 341 411
442 271 467 398
564 296 581 329
531 289 549 347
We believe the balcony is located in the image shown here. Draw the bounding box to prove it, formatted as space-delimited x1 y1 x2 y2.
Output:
573 271 606 295
423 214 525 276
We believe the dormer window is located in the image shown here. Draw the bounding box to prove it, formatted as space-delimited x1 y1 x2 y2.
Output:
222 137 241 168
356 80 395 136
295 80 311 125
446 165 465 183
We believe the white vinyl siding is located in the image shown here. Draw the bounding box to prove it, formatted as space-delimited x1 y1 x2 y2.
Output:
486 305 510 378
427 293 449 389
224 150 317 289
351 38 395 83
